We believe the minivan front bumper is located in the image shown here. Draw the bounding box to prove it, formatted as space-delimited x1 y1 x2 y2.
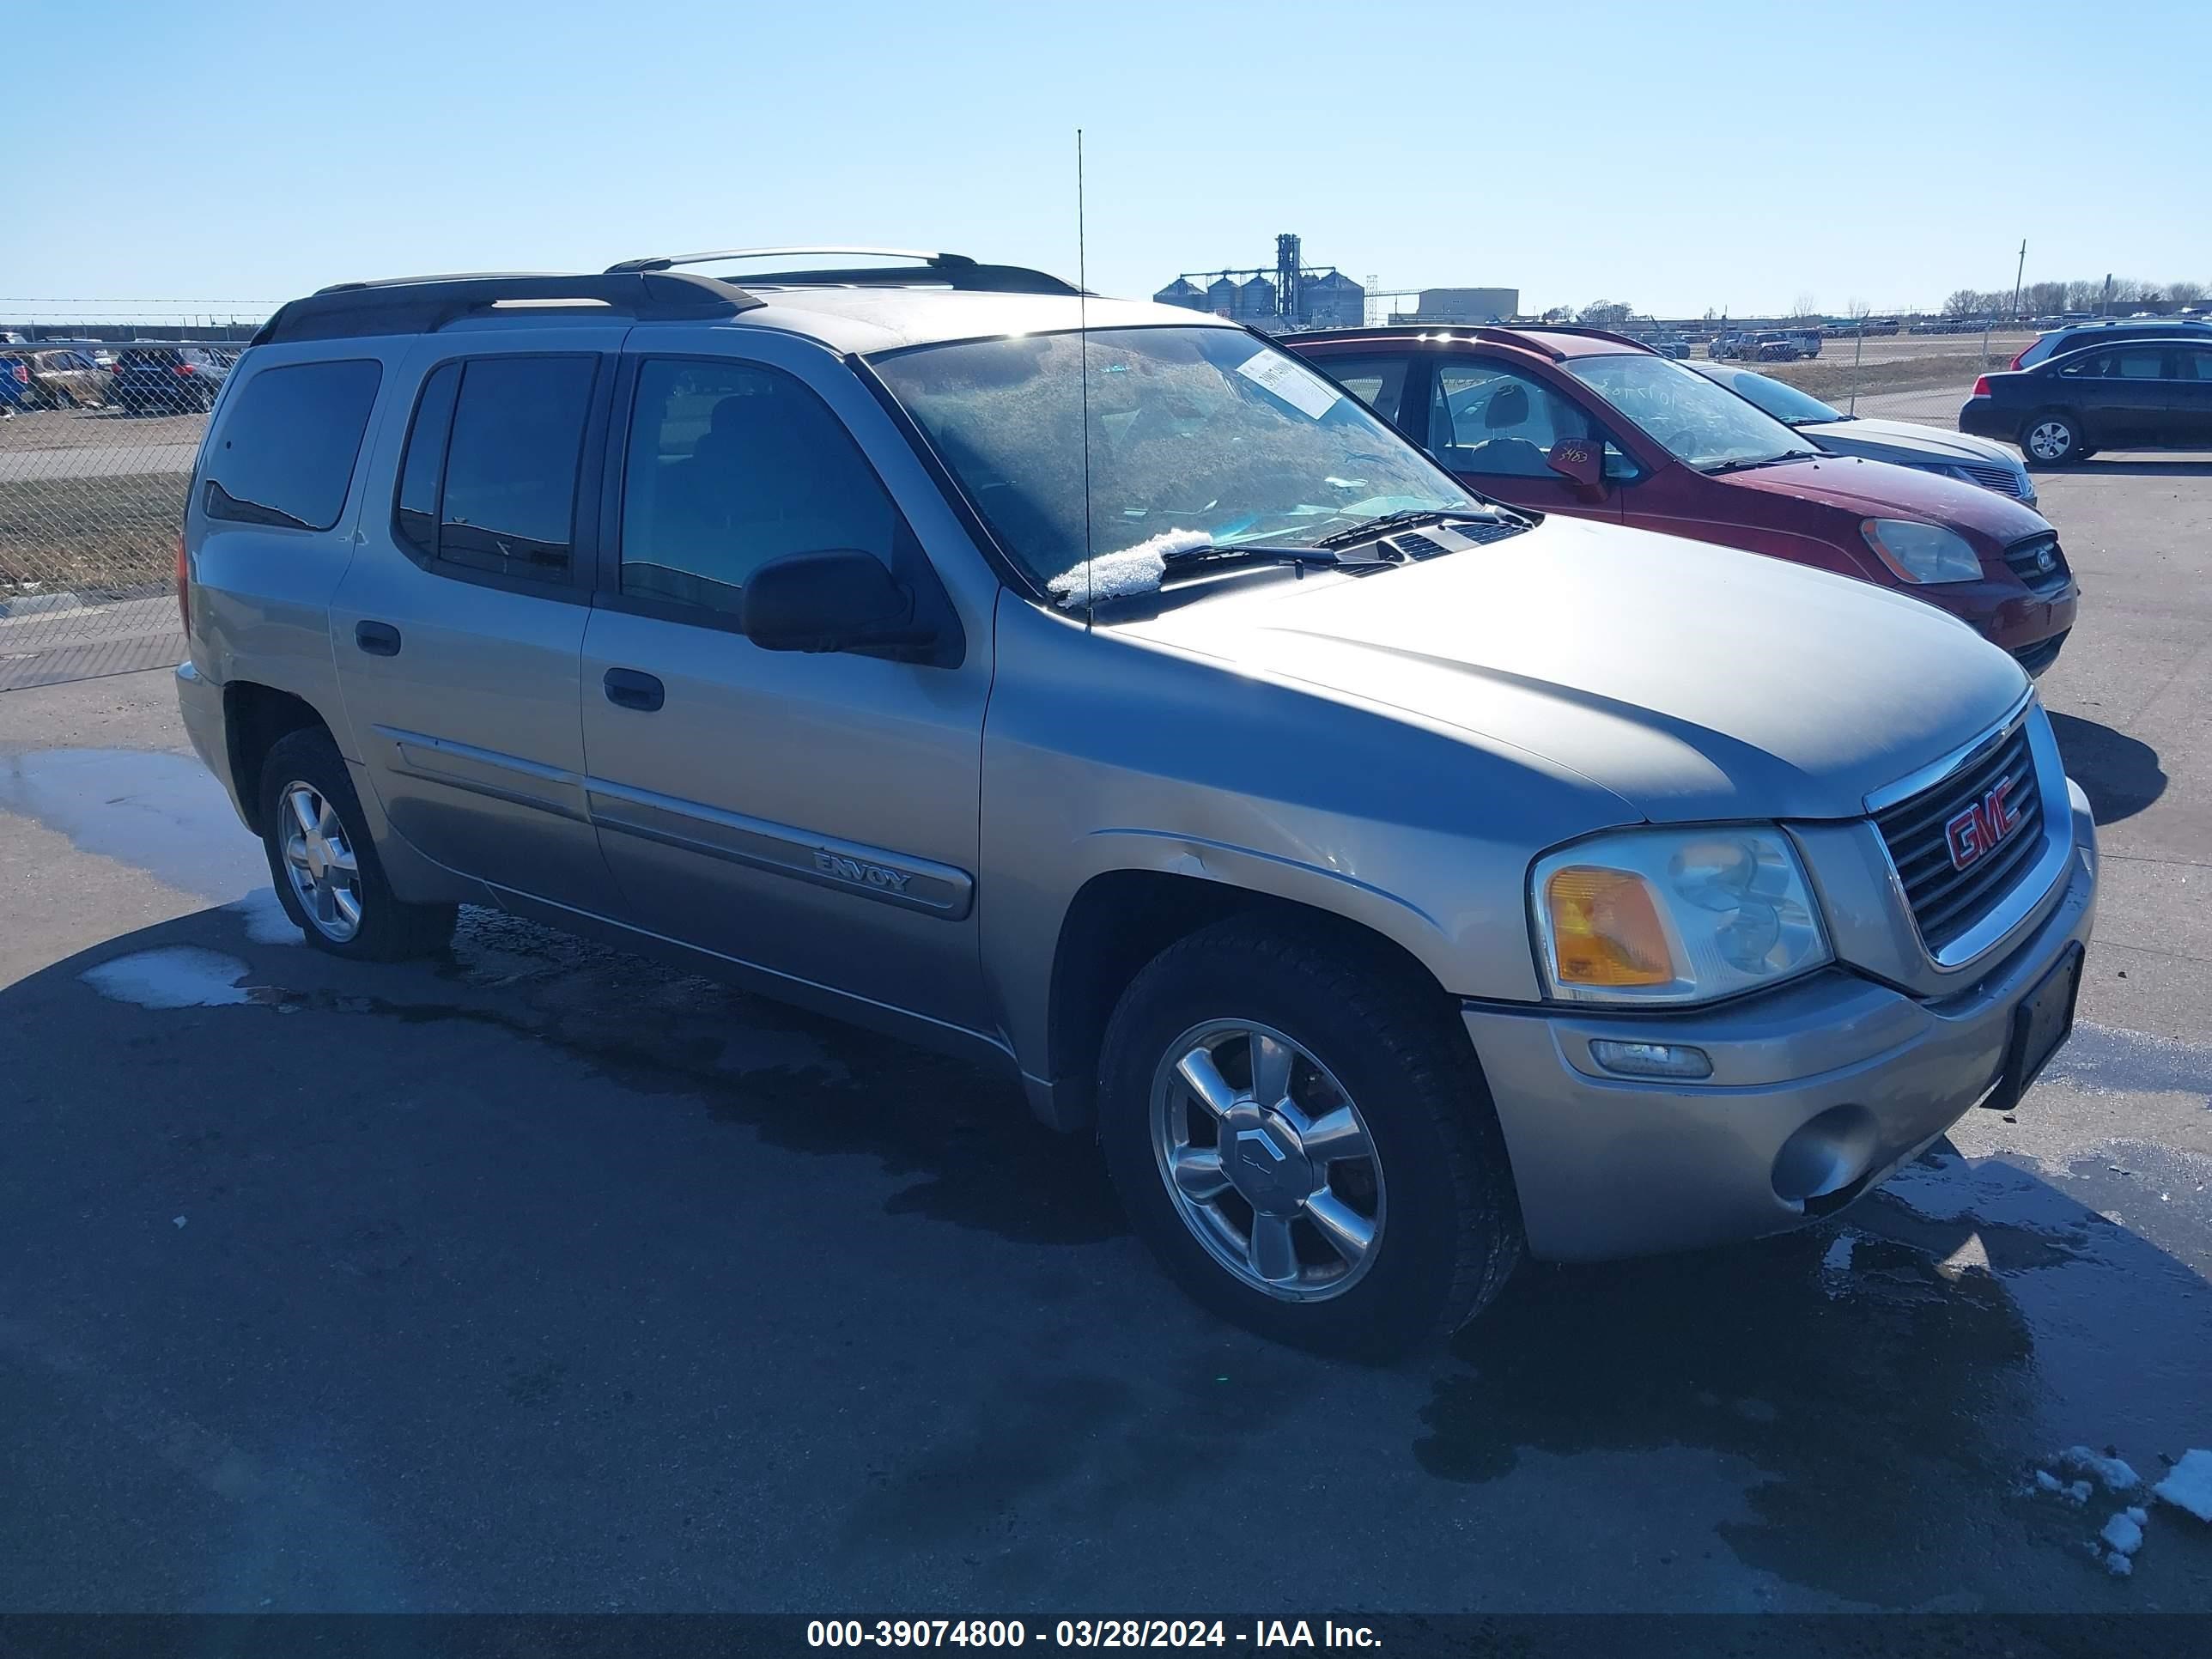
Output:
1466 781 2096 1262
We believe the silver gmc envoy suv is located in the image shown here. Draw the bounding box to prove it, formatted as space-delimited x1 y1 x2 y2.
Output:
176 250 2097 1355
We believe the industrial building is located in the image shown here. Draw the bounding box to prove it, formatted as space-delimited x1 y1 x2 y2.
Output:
1154 234 1365 332
1390 287 1521 325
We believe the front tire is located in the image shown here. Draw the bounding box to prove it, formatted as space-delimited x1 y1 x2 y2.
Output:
1098 916 1522 1358
2021 410 2083 468
258 727 457 961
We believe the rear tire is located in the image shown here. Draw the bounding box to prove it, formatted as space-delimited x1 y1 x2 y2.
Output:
2021 410 2083 468
1097 915 1522 1358
258 727 457 962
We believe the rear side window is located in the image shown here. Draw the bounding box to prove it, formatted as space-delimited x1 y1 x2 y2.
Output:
204 359 383 531
1314 356 1412 425
393 356 598 581
617 357 901 617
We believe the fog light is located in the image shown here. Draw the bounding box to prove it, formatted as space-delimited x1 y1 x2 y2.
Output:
1589 1039 1713 1080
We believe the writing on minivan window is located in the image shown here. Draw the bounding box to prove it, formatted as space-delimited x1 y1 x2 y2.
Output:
870 326 1476 593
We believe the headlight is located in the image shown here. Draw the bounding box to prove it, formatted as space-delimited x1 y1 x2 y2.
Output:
1531 827 1831 1006
1860 518 1983 584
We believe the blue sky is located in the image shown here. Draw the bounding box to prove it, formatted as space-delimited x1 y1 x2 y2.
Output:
9 0 2208 324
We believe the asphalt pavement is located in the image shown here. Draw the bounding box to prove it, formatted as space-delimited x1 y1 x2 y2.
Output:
2 455 2209 1615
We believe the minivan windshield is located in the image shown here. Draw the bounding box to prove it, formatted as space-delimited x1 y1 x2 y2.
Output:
1566 352 1820 472
871 326 1480 592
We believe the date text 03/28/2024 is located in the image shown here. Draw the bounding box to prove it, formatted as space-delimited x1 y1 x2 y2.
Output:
805 1619 1382 1649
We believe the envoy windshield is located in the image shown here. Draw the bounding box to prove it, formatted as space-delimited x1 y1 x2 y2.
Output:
1569 353 1819 471
870 326 1480 595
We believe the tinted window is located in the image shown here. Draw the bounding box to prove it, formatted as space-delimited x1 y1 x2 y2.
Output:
434 356 598 580
1314 356 1411 425
2108 350 2164 380
618 358 901 617
2179 349 2212 382
393 362 460 556
1427 363 1590 476
204 359 383 532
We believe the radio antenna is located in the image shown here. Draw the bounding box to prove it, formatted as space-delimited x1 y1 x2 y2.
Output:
1077 128 1094 633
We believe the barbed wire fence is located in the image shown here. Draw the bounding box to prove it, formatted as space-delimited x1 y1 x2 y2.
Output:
1 301 276 687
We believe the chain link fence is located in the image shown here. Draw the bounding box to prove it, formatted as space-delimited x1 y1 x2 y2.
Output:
0 335 250 687
0 308 2039 690
1746 325 2034 429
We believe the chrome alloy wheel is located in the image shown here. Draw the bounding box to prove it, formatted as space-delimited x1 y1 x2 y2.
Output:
1149 1020 1386 1302
2026 420 2073 462
277 780 362 943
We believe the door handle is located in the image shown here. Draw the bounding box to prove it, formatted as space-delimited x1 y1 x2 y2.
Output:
603 667 665 713
355 621 402 657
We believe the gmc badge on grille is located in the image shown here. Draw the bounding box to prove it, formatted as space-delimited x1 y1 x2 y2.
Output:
1944 775 2022 872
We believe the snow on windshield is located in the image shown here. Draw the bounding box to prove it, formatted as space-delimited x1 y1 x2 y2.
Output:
872 326 1474 592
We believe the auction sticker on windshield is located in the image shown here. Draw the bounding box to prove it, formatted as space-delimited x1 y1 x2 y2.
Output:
1237 349 1340 420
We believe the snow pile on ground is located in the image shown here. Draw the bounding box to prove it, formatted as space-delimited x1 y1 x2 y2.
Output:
1047 530 1212 608
2033 1468 2093 1504
2153 1449 2212 1522
82 947 254 1010
2099 1506 2149 1577
228 887 301 945
2059 1445 2142 1492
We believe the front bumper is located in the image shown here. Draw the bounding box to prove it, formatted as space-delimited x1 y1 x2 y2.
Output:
1467 781 2097 1263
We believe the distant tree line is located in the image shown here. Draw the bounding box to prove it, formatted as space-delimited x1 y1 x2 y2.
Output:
1943 277 2208 319
1547 282 2207 328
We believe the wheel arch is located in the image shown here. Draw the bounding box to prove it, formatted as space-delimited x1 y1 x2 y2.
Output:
222 681 331 836
1038 866 1474 1134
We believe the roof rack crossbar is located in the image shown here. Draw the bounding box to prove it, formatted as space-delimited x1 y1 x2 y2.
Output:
607 246 970 274
605 246 1080 296
252 270 763 346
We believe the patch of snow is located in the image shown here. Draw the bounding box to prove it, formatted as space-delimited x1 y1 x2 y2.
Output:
1821 1233 1855 1273
2152 1449 2212 1522
2033 1468 2062 1493
2060 1445 2142 1492
1046 529 1212 608
229 887 301 945
2066 1480 2093 1506
2100 1510 2144 1556
2104 1551 2133 1577
82 947 252 1010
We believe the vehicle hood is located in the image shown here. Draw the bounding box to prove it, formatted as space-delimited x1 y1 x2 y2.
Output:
1712 453 2049 545
1122 514 2027 823
1802 417 2020 467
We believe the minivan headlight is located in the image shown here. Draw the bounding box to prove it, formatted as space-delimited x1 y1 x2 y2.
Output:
1531 827 1831 1005
1860 518 1983 584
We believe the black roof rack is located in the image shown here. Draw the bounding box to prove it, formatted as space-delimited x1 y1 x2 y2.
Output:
252 270 763 346
605 245 1081 296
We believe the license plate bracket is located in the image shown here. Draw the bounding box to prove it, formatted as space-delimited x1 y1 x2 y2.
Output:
1981 941 2084 1114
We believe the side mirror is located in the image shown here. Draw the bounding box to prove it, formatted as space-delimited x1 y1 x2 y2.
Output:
1545 439 1607 501
743 550 937 659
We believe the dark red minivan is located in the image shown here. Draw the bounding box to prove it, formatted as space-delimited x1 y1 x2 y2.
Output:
1287 327 2079 675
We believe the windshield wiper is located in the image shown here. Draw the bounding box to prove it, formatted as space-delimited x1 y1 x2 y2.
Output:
1312 506 1522 551
1705 450 1821 474
1161 542 1387 572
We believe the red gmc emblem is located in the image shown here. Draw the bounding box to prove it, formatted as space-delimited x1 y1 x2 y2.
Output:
1944 775 2022 872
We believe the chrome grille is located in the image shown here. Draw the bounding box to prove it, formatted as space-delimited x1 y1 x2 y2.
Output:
1875 721 2044 956
2003 533 2071 595
1957 459 2029 499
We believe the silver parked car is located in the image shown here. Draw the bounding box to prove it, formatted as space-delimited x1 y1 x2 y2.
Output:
175 252 2098 1356
1693 360 2039 506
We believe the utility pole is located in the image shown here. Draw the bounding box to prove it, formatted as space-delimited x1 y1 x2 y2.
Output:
2010 239 2026 322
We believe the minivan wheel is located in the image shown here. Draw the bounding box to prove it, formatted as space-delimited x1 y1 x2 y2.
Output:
258 727 457 961
2021 411 2081 468
1097 917 1522 1358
